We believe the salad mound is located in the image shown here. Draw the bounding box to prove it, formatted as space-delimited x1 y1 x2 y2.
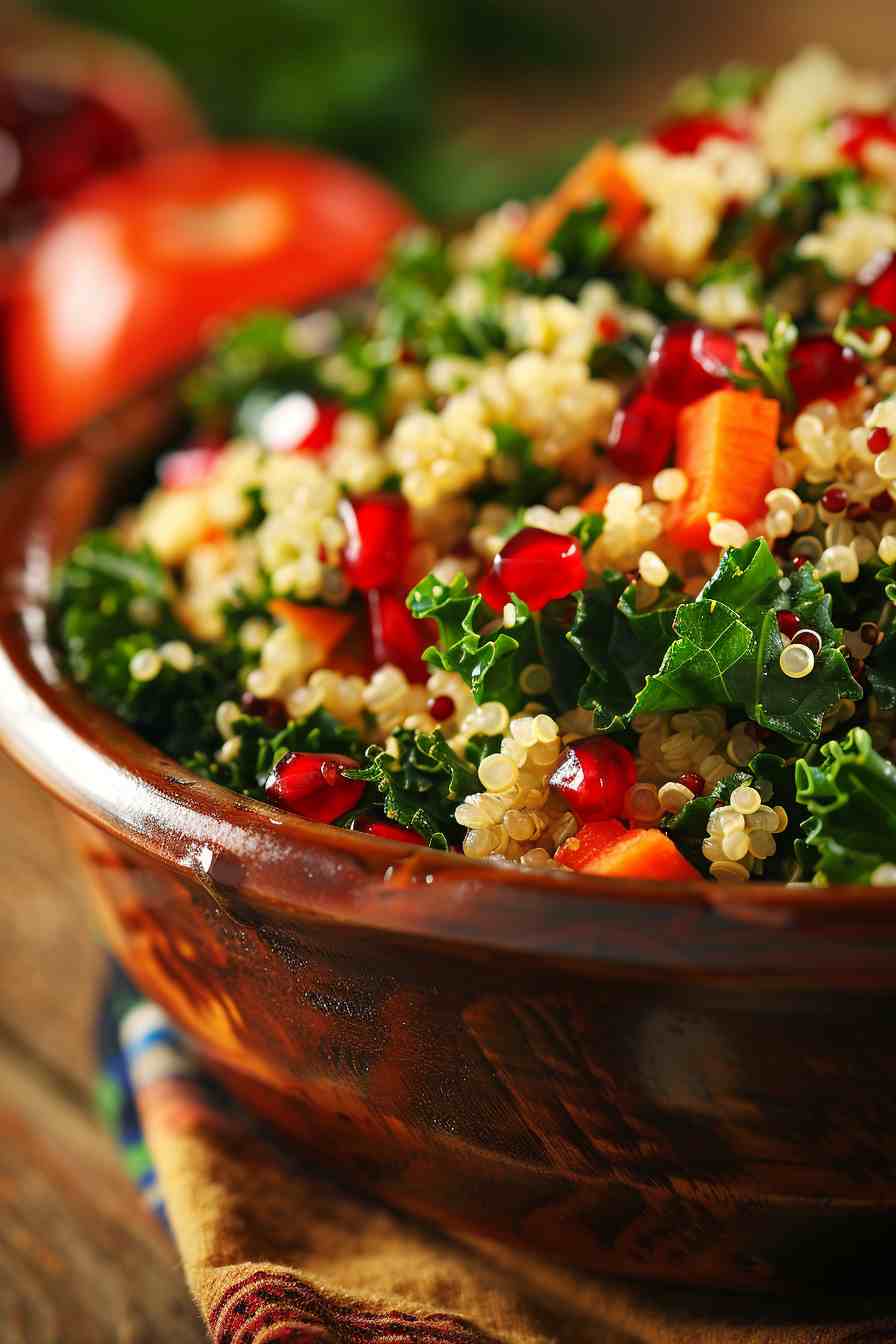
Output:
55 48 896 886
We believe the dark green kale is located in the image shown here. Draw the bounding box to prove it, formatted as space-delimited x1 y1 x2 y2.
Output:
345 728 480 847
633 539 860 740
408 573 539 713
569 571 683 730
53 532 243 763
796 727 896 883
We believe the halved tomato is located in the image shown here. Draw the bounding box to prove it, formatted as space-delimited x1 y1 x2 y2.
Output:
6 143 414 448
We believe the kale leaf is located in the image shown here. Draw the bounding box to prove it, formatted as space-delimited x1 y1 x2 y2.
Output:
408 572 539 712
345 728 479 847
795 727 896 882
634 539 860 740
185 710 366 799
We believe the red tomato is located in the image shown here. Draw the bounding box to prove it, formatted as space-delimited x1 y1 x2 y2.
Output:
6 144 414 448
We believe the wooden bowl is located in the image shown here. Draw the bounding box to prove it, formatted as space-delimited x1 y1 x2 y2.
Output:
3 387 896 1294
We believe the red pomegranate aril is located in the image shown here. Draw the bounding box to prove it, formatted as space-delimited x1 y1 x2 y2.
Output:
834 110 896 164
606 391 678 477
776 610 800 639
869 427 891 455
340 493 411 591
367 588 431 682
487 527 587 612
548 735 636 821
820 486 848 513
865 253 896 324
644 323 738 405
240 691 287 730
654 114 750 156
428 694 455 721
789 335 860 409
678 771 705 795
265 751 363 822
793 628 822 655
352 815 427 845
871 490 894 514
158 438 224 489
791 555 810 568
847 501 871 522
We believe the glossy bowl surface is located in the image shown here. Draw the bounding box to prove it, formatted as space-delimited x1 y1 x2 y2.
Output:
3 386 896 1292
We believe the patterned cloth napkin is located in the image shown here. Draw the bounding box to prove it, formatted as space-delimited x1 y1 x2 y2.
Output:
98 965 896 1344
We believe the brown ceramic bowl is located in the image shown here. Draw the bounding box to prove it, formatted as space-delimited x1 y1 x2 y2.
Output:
3 384 896 1295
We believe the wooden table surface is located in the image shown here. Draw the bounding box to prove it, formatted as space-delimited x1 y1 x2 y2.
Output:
0 748 207 1343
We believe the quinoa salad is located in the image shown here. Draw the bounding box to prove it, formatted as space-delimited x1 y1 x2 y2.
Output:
54 49 896 886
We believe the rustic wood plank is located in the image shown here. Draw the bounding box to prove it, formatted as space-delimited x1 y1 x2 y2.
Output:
0 1031 206 1344
0 750 102 1091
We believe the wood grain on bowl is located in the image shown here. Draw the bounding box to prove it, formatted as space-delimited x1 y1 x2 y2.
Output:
4 384 896 1292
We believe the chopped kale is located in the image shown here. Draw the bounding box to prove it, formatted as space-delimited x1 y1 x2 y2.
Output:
633 539 860 741
796 727 896 883
345 728 479 847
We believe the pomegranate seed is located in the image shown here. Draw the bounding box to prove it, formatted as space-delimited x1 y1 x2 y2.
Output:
367 588 431 682
865 253 896 325
834 110 896 164
847 501 871 522
849 656 866 684
820 486 848 513
654 114 750 156
548 735 636 821
871 490 894 514
352 815 427 845
644 323 738 405
240 692 287 730
791 555 810 568
428 694 455 721
678 771 705 795
485 527 587 612
789 335 860 409
793 628 822 655
158 438 225 489
776 610 800 639
595 313 622 341
340 493 411 591
606 392 678 477
869 427 891 455
265 751 363 822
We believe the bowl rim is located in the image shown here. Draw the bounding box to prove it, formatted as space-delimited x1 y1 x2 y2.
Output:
4 379 896 977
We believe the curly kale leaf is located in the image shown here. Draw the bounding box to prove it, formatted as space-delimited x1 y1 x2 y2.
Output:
53 532 247 763
634 539 861 741
345 728 479 847
796 727 896 883
408 573 539 712
569 571 683 730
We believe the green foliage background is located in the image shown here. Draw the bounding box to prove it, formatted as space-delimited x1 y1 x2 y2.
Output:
37 0 596 218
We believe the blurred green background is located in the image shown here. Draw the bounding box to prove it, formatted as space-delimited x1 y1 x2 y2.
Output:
34 0 603 219
32 0 896 220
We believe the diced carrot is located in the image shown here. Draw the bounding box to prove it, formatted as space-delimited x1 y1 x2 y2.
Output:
579 482 612 515
268 600 355 656
512 142 645 270
664 388 780 551
583 828 700 882
556 819 627 872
